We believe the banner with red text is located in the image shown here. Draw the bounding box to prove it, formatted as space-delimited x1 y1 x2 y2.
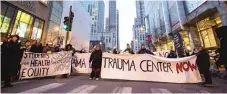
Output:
101 53 202 83
20 51 72 79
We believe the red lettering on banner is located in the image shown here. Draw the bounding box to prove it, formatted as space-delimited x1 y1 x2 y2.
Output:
176 61 197 74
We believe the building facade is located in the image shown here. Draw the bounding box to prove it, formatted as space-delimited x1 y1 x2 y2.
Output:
46 1 63 45
144 1 227 51
81 1 105 47
132 1 146 52
1 1 50 44
61 1 91 51
109 0 118 49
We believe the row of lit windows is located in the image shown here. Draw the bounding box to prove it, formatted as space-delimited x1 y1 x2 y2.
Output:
0 3 44 40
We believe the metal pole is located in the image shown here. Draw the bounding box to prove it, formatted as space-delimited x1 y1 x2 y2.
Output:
65 6 72 46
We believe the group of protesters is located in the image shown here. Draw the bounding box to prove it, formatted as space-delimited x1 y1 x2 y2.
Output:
1 35 83 88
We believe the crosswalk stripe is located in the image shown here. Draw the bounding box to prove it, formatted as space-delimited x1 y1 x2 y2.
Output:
199 90 210 93
68 85 97 93
159 88 171 93
121 87 132 93
20 83 64 93
150 88 171 93
112 87 132 93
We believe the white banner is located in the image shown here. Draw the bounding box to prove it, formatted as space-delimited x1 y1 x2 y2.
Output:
20 51 72 79
153 50 170 58
101 53 202 83
73 53 91 73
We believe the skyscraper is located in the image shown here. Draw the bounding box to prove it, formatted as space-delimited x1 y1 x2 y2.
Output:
132 1 146 52
109 0 119 49
80 1 105 46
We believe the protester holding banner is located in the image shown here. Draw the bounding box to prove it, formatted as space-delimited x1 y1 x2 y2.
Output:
124 44 134 54
138 44 154 55
167 50 177 58
191 48 199 55
21 40 31 52
30 40 43 53
2 35 21 87
89 45 103 80
196 47 213 87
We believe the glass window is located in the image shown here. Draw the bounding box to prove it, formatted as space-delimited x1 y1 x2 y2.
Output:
31 19 44 40
185 0 206 14
1 5 16 33
11 10 33 38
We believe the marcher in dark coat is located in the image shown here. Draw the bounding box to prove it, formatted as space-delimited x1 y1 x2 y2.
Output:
124 44 135 54
138 44 154 55
1 36 12 82
215 26 227 79
30 40 43 53
196 47 213 86
2 35 21 87
89 45 103 80
113 48 118 54
167 50 177 58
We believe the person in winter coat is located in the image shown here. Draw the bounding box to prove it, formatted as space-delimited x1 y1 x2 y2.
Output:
191 48 199 55
2 35 21 87
21 40 31 52
167 50 177 58
137 44 154 55
1 36 12 82
89 45 103 80
113 48 118 54
215 26 227 79
196 47 213 87
124 44 135 54
30 40 43 53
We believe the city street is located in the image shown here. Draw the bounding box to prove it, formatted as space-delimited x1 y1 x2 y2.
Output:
2 74 227 93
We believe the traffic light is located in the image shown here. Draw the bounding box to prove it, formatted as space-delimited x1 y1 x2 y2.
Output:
63 16 69 31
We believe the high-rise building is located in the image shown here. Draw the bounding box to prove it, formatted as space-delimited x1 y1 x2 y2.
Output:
109 0 119 49
46 1 63 45
132 1 146 52
61 1 91 51
80 1 105 47
144 1 227 52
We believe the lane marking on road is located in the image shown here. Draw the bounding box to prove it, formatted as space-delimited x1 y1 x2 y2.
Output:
68 85 97 93
20 83 64 93
112 87 132 93
150 88 172 93
199 90 210 93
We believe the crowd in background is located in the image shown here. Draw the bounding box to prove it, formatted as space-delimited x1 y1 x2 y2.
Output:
1 35 85 88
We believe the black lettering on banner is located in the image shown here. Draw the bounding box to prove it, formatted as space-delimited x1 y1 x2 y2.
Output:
103 57 108 68
21 68 27 77
108 57 113 68
23 53 28 58
122 59 128 71
140 60 147 72
129 60 136 71
30 60 51 67
27 67 49 77
103 57 136 71
167 63 173 73
140 60 173 73
75 58 86 68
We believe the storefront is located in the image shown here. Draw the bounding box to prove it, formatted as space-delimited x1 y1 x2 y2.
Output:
196 13 222 50
0 1 49 44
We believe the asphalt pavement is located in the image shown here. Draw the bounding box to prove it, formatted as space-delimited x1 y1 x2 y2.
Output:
1 74 227 93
